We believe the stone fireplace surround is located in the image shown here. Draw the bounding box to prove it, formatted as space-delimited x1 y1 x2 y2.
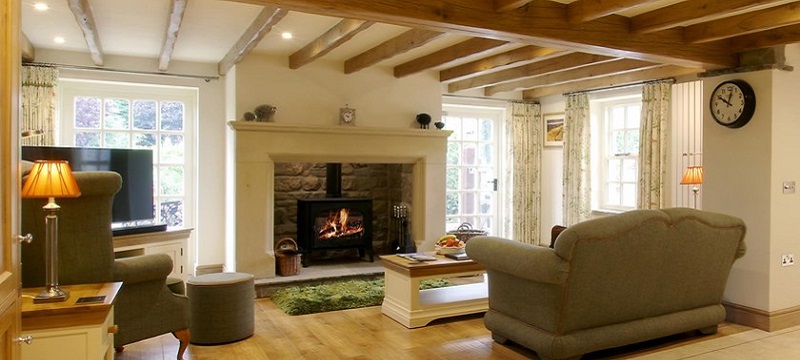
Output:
229 122 451 278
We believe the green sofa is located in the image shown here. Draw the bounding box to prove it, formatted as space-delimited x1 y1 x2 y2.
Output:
466 208 746 360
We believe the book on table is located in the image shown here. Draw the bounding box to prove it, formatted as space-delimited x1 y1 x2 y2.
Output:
397 253 437 261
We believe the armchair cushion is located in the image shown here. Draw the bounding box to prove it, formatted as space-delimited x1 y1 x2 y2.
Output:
114 253 173 284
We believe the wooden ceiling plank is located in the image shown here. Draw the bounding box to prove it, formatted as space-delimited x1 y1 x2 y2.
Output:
229 0 736 69
67 0 104 66
344 29 445 74
448 52 615 93
289 19 374 69
394 38 508 78
158 0 188 72
522 65 702 99
731 23 800 52
21 32 35 62
684 2 800 44
440 45 564 82
631 0 787 34
567 0 660 24
484 58 657 96
218 6 288 76
494 0 533 12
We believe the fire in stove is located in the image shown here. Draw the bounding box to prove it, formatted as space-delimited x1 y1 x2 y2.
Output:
317 208 364 240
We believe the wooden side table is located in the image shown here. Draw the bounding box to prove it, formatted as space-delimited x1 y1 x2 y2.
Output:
21 282 122 360
380 254 487 328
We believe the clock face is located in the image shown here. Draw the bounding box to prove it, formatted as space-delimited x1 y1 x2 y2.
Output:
340 107 355 125
710 80 755 128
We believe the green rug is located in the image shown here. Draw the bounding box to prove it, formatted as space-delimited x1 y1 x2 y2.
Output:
272 278 453 315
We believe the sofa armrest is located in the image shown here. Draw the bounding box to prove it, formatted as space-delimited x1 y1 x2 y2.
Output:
466 236 569 284
114 253 173 284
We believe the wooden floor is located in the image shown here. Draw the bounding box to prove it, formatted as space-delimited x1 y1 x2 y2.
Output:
115 297 800 360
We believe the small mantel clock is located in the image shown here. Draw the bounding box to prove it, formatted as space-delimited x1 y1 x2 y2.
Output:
340 106 356 126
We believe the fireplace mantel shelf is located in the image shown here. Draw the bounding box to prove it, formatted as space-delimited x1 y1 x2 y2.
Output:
228 121 452 139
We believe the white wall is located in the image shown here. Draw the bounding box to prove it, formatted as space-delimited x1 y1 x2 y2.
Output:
539 94 565 242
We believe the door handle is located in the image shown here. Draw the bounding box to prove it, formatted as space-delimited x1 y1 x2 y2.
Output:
18 233 33 244
17 335 33 345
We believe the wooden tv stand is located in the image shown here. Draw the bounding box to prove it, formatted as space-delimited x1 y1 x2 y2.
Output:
113 228 193 281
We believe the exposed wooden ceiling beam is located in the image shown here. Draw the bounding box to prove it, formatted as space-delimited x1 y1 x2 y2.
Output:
440 45 564 82
218 6 288 76
290 19 373 69
344 29 444 74
67 0 104 66
394 38 508 78
494 0 533 12
522 65 702 99
567 0 660 24
448 52 615 93
231 0 737 69
158 0 187 71
484 58 657 96
630 0 788 34
21 32 35 62
731 24 800 52
684 2 800 44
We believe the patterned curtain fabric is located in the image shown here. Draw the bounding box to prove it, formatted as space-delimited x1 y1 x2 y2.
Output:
562 93 591 226
21 65 59 146
637 81 672 209
509 101 542 244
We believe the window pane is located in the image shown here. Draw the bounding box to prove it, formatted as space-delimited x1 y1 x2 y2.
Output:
75 132 101 147
160 134 184 163
133 100 157 130
75 97 101 128
462 167 477 190
160 101 185 131
479 192 493 215
607 159 621 181
622 159 637 182
622 183 636 207
446 168 460 190
446 216 461 230
104 98 130 129
479 143 492 165
462 192 477 215
606 183 621 206
610 131 625 154
625 130 640 154
447 142 461 165
133 133 157 149
462 117 478 141
446 193 459 215
446 116 462 141
610 107 625 129
104 132 130 148
462 143 477 165
626 105 641 128
478 168 494 191
479 118 493 142
160 199 184 227
160 166 184 196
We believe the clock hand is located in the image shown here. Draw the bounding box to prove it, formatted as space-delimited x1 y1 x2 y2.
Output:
717 95 732 106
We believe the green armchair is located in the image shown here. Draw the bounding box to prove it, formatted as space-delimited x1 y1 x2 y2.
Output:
21 168 190 359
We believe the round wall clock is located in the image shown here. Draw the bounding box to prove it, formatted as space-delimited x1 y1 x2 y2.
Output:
710 79 756 129
340 106 356 126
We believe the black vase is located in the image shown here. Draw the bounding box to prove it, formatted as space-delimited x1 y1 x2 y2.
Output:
416 113 432 129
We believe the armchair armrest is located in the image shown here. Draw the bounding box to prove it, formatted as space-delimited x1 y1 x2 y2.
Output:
114 253 173 284
466 236 570 284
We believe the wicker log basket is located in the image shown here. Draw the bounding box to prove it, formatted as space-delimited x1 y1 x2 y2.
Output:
275 237 301 276
447 222 487 243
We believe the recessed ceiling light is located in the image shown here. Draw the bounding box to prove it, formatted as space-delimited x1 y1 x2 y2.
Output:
34 3 49 11
53 36 65 44
281 32 293 40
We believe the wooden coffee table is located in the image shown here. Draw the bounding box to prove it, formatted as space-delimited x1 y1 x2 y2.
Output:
380 254 487 328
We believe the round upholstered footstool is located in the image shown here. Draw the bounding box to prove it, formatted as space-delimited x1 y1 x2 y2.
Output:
187 272 255 345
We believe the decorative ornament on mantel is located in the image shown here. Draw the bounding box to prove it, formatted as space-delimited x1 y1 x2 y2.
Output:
434 121 445 130
242 112 256 121
416 113 432 129
254 104 277 122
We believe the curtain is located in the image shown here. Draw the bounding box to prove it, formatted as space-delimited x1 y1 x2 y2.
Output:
21 65 58 146
638 81 672 209
508 101 542 244
562 93 591 226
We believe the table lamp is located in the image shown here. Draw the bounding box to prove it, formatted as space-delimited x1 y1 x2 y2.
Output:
21 160 81 303
680 165 703 209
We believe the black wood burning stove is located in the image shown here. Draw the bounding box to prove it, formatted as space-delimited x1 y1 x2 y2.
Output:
296 164 374 267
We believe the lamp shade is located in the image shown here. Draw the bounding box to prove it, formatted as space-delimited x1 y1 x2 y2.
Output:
21 160 81 198
680 165 704 185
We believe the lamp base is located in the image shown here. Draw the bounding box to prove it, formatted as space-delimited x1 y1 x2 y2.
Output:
33 287 69 304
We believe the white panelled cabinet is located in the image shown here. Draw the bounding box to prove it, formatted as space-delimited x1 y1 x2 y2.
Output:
113 228 193 281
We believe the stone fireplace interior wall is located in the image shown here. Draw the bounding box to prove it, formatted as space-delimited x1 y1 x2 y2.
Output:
274 163 413 256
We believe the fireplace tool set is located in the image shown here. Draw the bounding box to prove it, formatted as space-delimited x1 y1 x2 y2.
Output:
392 204 417 253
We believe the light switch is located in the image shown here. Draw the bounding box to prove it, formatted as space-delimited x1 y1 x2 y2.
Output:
783 181 795 194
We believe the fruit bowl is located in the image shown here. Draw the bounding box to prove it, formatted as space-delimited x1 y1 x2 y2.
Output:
435 235 466 254
435 245 466 255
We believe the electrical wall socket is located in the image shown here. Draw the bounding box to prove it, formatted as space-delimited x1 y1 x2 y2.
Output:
782 254 795 267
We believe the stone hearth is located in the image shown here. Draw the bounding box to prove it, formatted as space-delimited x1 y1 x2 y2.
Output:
228 122 451 278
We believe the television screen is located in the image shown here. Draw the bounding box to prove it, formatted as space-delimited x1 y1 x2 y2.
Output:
21 146 155 225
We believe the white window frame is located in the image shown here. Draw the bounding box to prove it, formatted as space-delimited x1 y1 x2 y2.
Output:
442 103 508 237
590 92 642 213
58 79 197 229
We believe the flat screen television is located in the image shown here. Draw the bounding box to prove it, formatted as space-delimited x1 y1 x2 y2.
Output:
22 146 161 234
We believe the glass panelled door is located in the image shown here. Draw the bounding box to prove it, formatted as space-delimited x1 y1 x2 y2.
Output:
443 106 502 235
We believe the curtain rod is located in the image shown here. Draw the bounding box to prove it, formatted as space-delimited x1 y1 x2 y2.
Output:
442 93 537 104
563 78 675 96
23 61 219 82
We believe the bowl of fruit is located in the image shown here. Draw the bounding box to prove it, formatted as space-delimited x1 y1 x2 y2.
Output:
435 234 466 255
